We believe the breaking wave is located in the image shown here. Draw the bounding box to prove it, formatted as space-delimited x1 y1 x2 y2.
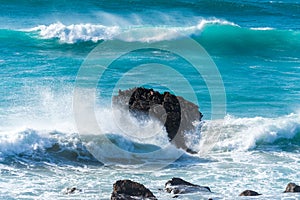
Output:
24 19 237 43
1 111 299 166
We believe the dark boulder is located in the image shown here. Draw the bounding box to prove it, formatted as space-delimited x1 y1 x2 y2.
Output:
111 179 157 200
239 190 261 196
165 177 211 194
284 182 300 193
113 87 202 153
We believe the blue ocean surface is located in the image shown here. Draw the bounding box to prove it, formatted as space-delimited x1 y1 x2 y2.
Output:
1 0 300 199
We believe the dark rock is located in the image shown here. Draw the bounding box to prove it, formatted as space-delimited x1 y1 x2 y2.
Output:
64 187 82 194
113 87 202 152
111 180 157 200
284 182 300 193
165 177 211 194
239 190 261 196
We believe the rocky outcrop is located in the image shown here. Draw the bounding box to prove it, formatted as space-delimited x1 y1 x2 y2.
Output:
111 180 157 200
165 177 211 194
109 179 300 199
113 87 202 153
239 190 261 196
284 182 300 193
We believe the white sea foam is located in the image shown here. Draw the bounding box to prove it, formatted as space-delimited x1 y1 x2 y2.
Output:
0 129 53 156
250 27 275 30
28 22 121 43
197 113 300 154
196 18 239 30
1 111 299 162
0 129 87 160
1 83 299 159
25 18 238 43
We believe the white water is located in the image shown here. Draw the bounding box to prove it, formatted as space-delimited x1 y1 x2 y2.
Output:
26 18 238 43
1 109 299 160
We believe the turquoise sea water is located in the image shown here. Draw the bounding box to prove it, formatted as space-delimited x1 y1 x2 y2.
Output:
1 0 300 199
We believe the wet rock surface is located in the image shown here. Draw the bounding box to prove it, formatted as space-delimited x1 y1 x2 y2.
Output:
111 179 157 200
284 182 300 193
108 179 300 199
113 87 202 153
165 177 211 194
239 190 261 196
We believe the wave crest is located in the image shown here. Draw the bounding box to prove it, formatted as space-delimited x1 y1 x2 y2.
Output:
28 22 120 43
25 18 238 43
0 129 96 163
1 112 299 164
197 113 300 153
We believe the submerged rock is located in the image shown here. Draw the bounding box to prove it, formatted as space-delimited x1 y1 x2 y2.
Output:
111 179 157 200
113 87 202 153
239 190 261 196
64 187 82 194
165 177 211 194
284 182 300 193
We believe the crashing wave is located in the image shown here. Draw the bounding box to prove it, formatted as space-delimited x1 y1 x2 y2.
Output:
25 18 238 43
